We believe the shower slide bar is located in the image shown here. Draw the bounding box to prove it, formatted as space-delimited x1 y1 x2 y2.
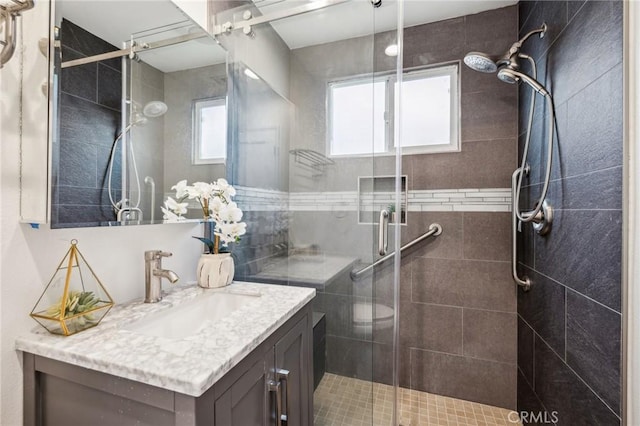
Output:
60 30 207 69
350 223 442 281
212 0 350 36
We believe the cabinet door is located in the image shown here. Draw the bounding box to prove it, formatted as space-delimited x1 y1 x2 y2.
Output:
274 316 312 426
214 352 272 426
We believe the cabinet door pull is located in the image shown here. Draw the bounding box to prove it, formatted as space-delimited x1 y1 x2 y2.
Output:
268 380 283 426
276 369 290 423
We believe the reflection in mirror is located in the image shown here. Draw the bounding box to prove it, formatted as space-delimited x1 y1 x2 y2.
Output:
228 62 292 192
51 1 228 228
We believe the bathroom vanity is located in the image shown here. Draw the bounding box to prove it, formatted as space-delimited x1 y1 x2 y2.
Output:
16 282 315 426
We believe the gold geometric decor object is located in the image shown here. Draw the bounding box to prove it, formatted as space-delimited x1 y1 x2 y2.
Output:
30 240 114 336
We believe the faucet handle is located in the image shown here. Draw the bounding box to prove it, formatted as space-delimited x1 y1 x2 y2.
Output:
144 250 173 260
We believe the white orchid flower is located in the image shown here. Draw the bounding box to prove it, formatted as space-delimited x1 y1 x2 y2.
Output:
232 221 247 236
164 196 189 215
171 180 189 199
216 222 247 245
188 182 215 200
215 178 230 190
218 202 243 222
161 207 184 221
166 179 245 250
215 178 236 201
209 197 224 221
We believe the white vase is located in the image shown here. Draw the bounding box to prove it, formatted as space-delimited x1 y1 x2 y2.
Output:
197 253 235 289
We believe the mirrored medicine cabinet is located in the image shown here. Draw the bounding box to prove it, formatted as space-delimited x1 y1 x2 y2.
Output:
46 0 229 228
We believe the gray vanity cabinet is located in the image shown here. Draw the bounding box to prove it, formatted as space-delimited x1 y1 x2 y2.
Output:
214 315 311 426
23 302 313 426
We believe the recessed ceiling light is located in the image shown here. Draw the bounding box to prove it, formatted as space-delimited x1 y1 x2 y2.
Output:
244 68 260 80
384 44 398 57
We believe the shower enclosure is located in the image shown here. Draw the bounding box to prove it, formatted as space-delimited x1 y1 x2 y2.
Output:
225 1 625 424
214 0 534 424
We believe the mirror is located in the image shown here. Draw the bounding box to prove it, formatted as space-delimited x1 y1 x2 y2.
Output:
227 61 293 193
51 0 228 228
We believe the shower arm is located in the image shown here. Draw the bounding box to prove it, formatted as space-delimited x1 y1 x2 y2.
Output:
503 24 547 60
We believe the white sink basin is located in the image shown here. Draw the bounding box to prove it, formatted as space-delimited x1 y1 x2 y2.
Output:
124 290 261 340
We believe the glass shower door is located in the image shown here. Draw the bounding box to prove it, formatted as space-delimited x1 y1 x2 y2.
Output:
214 0 403 424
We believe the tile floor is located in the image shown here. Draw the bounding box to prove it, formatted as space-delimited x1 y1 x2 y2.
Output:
314 373 521 426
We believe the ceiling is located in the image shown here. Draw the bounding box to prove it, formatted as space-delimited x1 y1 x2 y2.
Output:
254 0 518 50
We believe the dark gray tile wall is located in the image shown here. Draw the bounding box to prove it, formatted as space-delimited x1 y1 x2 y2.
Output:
397 6 519 410
53 20 122 227
398 211 517 409
516 1 623 424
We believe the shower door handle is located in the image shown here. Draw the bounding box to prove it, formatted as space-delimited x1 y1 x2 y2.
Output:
378 209 389 256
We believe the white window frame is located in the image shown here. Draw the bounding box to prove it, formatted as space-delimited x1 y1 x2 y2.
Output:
326 63 460 158
192 97 227 165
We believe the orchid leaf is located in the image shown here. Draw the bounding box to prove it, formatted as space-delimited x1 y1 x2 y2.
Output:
192 236 216 253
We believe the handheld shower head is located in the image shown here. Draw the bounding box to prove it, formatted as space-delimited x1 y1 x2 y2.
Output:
143 101 168 118
129 101 168 126
497 68 549 96
463 52 497 73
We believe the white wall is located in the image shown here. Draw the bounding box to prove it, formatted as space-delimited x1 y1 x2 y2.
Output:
0 2 203 425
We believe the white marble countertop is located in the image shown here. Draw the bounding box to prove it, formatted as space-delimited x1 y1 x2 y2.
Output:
15 282 315 397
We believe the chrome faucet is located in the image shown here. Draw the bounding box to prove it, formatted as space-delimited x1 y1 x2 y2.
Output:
144 250 179 303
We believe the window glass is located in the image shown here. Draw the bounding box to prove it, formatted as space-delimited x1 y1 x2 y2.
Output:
327 64 459 157
193 98 227 164
329 80 386 156
396 74 451 148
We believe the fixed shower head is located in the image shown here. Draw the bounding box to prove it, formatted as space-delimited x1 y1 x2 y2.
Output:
497 68 549 96
463 52 497 73
143 101 168 118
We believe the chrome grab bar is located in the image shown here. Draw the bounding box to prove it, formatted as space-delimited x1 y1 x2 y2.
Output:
351 223 442 281
511 168 531 291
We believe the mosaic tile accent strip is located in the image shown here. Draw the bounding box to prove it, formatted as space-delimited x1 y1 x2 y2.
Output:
292 188 512 213
168 187 512 213
314 373 521 426
234 186 289 211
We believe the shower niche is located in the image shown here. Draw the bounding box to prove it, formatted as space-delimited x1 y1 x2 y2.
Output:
357 175 407 225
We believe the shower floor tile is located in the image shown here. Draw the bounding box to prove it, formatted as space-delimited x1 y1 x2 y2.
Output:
314 373 521 426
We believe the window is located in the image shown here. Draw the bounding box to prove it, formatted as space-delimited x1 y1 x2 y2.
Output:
193 97 227 164
328 64 459 157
